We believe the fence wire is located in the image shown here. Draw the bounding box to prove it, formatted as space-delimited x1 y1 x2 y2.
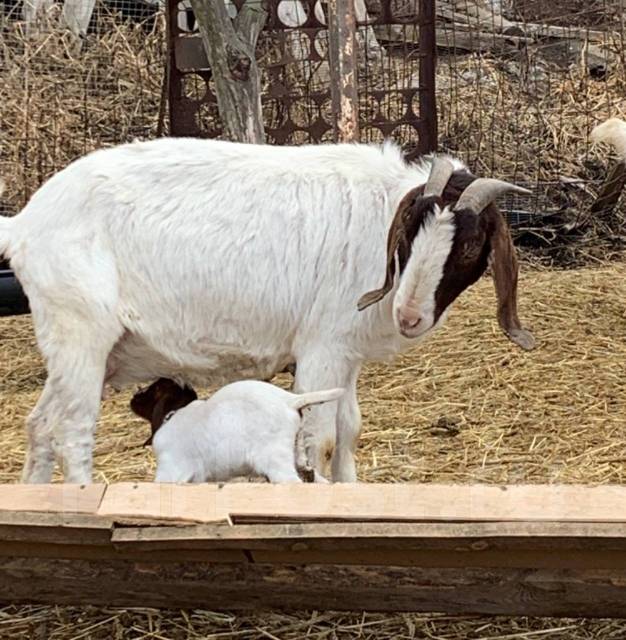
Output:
1 0 625 253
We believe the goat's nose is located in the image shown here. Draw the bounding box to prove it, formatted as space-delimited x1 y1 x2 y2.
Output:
397 307 422 334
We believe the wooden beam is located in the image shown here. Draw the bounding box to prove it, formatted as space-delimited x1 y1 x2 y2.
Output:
2 556 626 616
0 484 105 515
327 0 360 142
2 483 626 524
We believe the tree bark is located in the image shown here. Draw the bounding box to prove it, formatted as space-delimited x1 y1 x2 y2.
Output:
189 0 267 143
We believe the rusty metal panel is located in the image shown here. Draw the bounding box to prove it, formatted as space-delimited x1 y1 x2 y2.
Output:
167 0 437 155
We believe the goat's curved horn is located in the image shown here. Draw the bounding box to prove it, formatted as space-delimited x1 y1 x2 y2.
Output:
454 178 531 214
423 157 455 197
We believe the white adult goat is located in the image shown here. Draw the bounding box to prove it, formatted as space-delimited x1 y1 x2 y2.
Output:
0 139 534 484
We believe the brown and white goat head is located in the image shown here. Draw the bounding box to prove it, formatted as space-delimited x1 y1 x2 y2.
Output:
130 377 198 446
358 157 535 350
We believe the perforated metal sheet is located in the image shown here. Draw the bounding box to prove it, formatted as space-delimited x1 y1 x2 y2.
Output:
167 0 437 154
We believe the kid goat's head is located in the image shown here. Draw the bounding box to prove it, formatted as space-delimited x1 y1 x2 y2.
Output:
130 377 198 446
358 157 535 350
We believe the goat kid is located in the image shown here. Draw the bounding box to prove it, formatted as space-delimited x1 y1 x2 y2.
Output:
0 140 534 485
131 378 341 484
130 377 197 446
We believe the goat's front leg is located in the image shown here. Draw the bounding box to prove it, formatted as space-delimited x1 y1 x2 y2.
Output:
294 349 360 482
332 365 361 483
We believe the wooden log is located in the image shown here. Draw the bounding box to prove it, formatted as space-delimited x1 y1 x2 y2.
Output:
2 556 626 616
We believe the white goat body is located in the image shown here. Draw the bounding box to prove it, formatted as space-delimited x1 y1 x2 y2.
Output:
152 380 342 483
0 137 529 484
5 139 441 385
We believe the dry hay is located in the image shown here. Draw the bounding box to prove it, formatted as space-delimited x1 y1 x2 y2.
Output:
436 50 626 182
0 12 165 215
1 262 626 636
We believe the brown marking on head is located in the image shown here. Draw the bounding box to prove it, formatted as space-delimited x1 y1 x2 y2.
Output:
130 377 198 446
357 157 454 311
358 164 535 350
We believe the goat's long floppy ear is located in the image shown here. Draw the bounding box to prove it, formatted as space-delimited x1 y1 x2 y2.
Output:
356 195 410 311
455 178 535 351
357 157 455 311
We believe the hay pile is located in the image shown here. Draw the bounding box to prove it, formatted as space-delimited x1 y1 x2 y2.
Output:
1 262 626 636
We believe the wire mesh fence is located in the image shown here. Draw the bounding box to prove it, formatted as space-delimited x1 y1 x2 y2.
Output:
1 0 625 263
167 0 436 151
434 0 625 255
0 0 166 217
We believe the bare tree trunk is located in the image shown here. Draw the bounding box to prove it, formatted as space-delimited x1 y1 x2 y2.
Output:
189 0 267 143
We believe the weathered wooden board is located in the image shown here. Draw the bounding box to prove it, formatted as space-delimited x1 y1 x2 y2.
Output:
0 484 105 515
220 483 626 524
96 482 228 524
2 483 626 525
2 556 626 617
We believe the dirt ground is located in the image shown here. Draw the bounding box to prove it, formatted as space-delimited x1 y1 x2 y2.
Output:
1 262 626 638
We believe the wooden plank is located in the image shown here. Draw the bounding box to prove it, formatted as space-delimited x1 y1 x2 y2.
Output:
220 483 626 524
2 484 626 526
0 484 105 515
0 512 112 545
0 540 248 563
111 521 626 550
97 482 229 524
1 484 626 615
2 556 626 617
110 521 626 569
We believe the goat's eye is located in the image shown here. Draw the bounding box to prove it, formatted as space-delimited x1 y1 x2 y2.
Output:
462 242 478 260
325 448 334 462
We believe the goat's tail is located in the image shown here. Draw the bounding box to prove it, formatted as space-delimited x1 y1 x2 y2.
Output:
289 387 345 411
591 118 626 161
0 178 14 257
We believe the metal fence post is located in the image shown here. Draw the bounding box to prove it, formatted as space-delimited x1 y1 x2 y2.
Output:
418 0 437 154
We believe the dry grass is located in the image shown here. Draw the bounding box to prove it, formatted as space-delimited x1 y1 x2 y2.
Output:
437 50 626 183
2 262 626 637
0 12 165 215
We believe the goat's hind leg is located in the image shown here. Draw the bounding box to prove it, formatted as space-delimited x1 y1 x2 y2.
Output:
21 381 57 483
27 312 122 484
49 337 117 484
